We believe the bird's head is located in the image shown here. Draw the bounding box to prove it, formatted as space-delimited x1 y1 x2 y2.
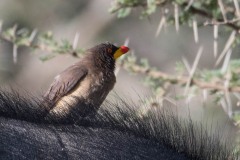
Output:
91 42 129 60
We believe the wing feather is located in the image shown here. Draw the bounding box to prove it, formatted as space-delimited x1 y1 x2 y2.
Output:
44 65 88 104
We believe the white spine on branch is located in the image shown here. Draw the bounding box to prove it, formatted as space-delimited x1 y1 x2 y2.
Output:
233 93 240 107
225 87 233 117
218 0 227 22
220 98 229 116
213 25 218 58
13 44 18 64
124 37 130 46
73 32 80 50
174 3 179 33
28 29 38 44
0 20 3 33
193 19 199 43
182 57 191 74
155 16 166 37
216 31 236 66
202 89 208 102
220 49 232 74
184 46 203 95
185 0 194 11
233 0 240 18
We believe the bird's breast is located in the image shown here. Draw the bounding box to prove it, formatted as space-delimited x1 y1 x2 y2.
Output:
71 72 115 99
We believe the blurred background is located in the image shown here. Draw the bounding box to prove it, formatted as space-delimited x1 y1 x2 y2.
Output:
0 0 238 137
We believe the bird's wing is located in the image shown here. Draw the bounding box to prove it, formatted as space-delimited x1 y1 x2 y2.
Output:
44 65 88 104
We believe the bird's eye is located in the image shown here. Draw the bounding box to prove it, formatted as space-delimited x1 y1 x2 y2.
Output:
107 48 112 53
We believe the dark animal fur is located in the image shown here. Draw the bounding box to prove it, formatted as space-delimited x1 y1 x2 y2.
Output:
0 89 237 160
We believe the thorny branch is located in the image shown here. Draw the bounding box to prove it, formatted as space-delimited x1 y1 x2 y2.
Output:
111 1 240 32
188 4 240 32
120 59 240 93
0 26 83 63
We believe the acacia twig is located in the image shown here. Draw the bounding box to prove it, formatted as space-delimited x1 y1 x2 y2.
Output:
121 60 240 93
112 1 240 32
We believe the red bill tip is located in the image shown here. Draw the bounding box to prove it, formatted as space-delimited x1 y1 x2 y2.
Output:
120 46 129 53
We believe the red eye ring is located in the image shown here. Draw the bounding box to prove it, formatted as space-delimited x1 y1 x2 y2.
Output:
107 48 112 53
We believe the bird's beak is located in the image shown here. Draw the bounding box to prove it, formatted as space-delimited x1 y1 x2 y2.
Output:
114 46 129 60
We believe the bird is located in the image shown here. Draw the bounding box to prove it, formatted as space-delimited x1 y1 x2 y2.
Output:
43 42 129 122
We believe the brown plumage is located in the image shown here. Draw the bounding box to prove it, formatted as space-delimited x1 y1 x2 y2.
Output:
43 42 129 122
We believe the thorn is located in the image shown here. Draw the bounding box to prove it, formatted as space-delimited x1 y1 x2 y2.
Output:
182 57 191 74
213 41 218 58
13 44 18 64
190 46 203 76
233 0 240 18
215 31 236 66
73 32 80 50
174 3 179 33
214 25 218 39
9 24 18 39
0 20 3 33
220 49 231 74
234 93 240 107
155 16 166 37
220 98 228 114
218 0 227 22
202 89 208 102
124 38 130 46
29 29 38 43
184 46 203 95
184 0 194 11
193 19 199 43
223 66 232 117
213 25 218 58
225 91 233 118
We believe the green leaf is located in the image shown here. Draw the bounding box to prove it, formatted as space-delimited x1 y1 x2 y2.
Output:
175 61 185 75
117 8 131 18
2 25 17 41
139 58 150 68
